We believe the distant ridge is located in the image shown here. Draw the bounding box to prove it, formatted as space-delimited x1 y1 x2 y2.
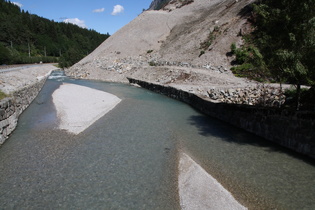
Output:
0 0 109 66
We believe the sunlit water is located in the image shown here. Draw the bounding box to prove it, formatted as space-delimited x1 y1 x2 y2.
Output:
0 71 315 209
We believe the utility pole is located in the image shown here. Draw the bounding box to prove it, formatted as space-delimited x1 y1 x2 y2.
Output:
10 41 13 49
59 49 62 57
44 46 47 57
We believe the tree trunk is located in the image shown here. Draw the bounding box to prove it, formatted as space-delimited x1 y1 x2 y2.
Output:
296 84 301 111
311 86 315 111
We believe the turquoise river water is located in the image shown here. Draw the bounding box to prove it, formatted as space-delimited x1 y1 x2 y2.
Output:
0 71 315 209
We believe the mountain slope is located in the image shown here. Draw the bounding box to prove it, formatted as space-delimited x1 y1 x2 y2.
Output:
66 0 256 90
0 0 109 65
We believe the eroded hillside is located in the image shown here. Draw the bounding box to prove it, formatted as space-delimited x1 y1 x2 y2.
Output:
66 0 257 96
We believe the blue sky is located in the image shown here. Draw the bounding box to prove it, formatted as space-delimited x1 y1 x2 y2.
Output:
11 0 153 35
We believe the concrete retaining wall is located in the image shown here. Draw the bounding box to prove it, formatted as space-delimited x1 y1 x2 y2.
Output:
128 78 315 159
0 77 48 145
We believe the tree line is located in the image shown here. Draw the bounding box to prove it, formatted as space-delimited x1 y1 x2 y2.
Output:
0 0 110 67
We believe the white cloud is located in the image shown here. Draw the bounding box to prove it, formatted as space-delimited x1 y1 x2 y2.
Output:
12 2 22 7
93 8 105 13
63 18 87 28
111 5 124 16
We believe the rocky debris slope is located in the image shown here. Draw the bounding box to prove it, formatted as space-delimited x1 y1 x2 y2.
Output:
207 85 286 107
67 0 255 77
66 0 285 107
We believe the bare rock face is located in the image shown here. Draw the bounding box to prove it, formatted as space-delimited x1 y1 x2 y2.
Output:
149 0 194 10
148 0 172 10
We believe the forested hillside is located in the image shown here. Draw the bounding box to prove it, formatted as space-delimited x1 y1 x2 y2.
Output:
0 0 109 67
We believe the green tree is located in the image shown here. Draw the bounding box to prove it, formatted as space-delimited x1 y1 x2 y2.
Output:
253 0 315 109
0 44 11 64
59 47 84 68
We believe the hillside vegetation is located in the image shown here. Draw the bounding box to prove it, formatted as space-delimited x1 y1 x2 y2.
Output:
0 0 109 67
230 0 315 109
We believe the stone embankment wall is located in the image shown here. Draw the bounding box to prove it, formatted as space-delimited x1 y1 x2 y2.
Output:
0 77 48 145
207 85 286 107
128 78 315 159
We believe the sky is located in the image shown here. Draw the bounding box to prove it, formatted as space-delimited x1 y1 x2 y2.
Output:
11 0 153 35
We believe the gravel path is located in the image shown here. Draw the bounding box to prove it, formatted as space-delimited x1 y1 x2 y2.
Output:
0 64 59 94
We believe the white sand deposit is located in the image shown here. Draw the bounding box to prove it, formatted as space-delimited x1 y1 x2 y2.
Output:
179 153 247 210
52 83 121 134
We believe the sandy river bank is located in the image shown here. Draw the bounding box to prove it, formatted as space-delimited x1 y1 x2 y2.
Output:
51 81 246 209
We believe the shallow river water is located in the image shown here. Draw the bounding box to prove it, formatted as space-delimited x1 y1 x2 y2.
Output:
1 72 315 209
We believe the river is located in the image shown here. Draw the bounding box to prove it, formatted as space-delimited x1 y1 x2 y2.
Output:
0 71 315 209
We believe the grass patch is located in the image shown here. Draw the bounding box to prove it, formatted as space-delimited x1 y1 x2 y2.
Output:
230 42 269 82
148 61 157 66
0 90 8 100
199 50 205 57
200 26 221 51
